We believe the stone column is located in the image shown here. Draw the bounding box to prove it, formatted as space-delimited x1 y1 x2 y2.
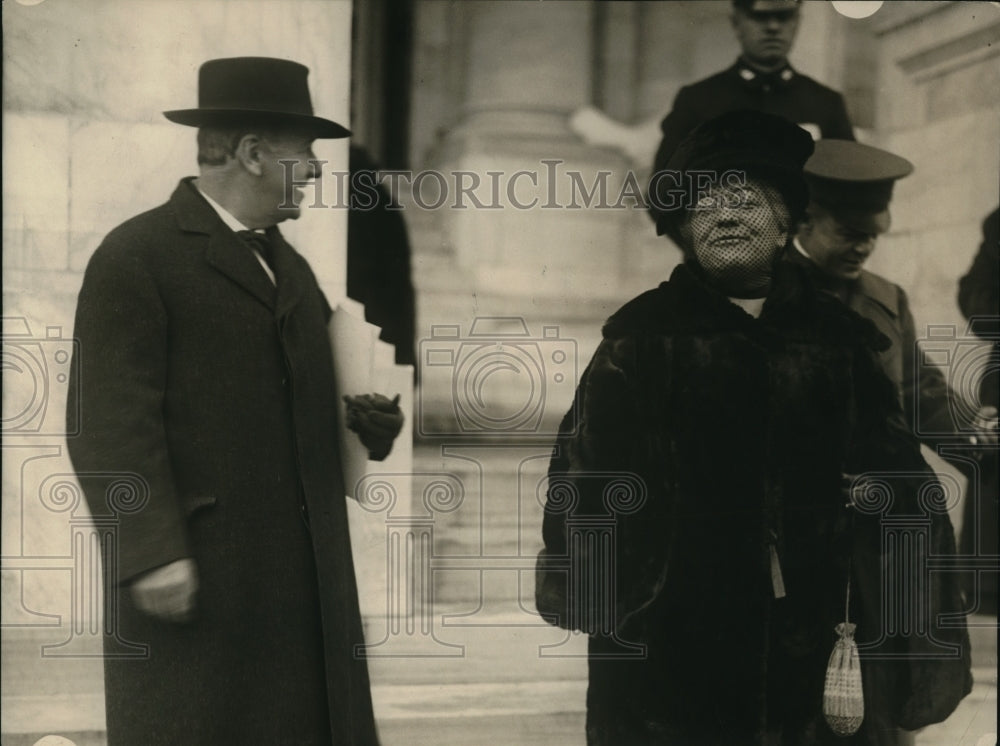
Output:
458 2 592 137
436 0 626 303
866 0 1000 322
411 1 639 436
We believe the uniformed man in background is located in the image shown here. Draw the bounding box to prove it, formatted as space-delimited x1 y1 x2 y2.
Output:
785 136 999 746
792 141 959 442
789 139 998 517
652 0 855 170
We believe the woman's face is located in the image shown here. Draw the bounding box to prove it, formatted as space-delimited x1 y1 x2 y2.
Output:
685 177 791 298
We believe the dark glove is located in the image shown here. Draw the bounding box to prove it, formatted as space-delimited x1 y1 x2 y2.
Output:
344 393 404 461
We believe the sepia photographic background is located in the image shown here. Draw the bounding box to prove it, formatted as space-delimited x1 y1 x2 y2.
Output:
3 1 998 744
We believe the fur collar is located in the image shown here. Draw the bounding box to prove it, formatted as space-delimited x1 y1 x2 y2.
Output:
604 260 890 353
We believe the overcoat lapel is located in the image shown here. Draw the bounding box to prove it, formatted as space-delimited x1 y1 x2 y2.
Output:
267 226 306 319
170 179 277 311
205 232 277 310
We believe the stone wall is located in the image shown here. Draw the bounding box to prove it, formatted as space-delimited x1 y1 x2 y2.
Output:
867 2 999 339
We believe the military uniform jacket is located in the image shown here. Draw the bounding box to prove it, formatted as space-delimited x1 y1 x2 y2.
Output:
67 179 379 745
785 247 962 451
653 59 855 170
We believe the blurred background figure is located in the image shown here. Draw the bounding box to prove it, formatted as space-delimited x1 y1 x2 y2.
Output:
652 0 855 169
957 206 1000 616
347 144 417 370
571 0 857 172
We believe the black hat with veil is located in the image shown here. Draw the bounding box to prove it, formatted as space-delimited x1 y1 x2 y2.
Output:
649 110 814 246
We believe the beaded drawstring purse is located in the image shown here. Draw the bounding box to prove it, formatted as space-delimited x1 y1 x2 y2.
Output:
823 563 864 736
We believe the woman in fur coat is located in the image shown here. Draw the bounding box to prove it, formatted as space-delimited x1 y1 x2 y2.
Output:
536 111 970 746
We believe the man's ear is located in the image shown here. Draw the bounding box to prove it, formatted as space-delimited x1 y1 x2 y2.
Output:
234 133 265 176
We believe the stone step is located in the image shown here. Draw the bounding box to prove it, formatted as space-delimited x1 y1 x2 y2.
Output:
363 608 588 687
968 615 998 668
372 678 586 720
379 711 584 746
3 668 995 746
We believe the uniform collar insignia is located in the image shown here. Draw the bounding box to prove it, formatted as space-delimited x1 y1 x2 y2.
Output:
735 59 795 88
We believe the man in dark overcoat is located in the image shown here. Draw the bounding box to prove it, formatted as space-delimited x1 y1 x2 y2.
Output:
651 0 854 173
957 206 1000 615
66 57 402 745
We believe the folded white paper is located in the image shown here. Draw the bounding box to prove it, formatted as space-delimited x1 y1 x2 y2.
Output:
328 303 412 504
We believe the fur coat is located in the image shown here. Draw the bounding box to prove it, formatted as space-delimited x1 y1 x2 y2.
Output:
537 261 971 746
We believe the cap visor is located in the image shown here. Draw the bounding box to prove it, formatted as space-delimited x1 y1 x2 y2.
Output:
834 208 890 235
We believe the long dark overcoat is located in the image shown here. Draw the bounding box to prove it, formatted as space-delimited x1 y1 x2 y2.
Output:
536 262 971 746
783 247 961 454
957 207 999 615
67 179 379 745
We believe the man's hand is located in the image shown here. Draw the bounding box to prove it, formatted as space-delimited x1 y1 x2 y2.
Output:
130 558 198 622
344 393 405 461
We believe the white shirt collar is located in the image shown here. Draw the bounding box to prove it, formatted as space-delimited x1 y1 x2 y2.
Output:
195 182 256 234
195 182 275 284
792 236 813 261
729 296 766 318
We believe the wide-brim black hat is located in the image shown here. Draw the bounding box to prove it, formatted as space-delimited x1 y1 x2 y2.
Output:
732 0 802 13
164 57 350 139
650 110 814 242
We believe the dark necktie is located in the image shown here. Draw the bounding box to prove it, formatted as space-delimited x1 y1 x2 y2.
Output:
236 230 276 272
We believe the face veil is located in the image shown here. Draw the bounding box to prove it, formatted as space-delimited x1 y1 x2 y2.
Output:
683 177 792 298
